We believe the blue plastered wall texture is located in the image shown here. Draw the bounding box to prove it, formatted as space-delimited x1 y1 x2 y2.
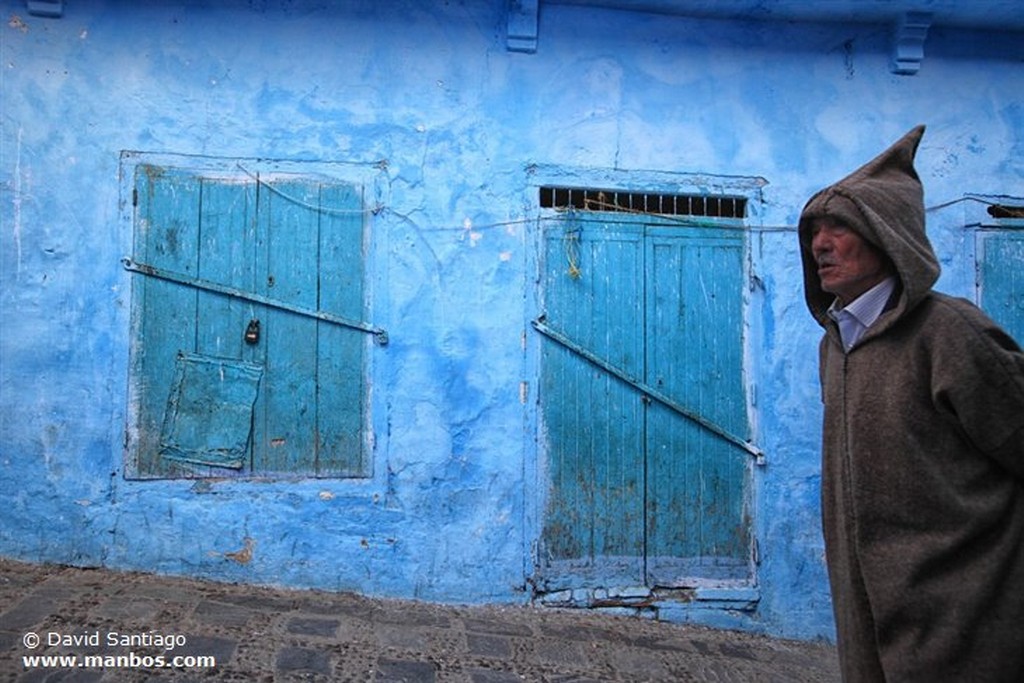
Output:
1 0 1021 641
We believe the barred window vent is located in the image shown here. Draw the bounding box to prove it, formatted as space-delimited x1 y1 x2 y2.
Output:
539 186 747 219
988 204 1024 219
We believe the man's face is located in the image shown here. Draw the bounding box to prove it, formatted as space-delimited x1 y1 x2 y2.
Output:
810 218 892 306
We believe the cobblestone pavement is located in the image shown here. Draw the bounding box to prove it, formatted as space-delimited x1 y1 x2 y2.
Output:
0 558 839 682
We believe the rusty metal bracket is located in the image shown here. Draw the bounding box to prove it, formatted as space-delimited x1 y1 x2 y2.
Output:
532 316 764 463
123 257 388 345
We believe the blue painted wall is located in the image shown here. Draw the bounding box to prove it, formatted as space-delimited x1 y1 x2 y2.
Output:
1 0 1021 641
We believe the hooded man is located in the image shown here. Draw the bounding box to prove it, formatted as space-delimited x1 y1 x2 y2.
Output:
798 125 1024 682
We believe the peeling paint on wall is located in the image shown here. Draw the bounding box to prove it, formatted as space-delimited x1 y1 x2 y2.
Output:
223 538 255 565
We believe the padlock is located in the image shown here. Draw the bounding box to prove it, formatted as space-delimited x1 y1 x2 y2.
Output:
244 319 260 345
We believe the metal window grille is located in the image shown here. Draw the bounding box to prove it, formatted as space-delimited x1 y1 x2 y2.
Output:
539 186 747 219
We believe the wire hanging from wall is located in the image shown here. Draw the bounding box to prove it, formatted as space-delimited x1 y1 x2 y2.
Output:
235 163 386 216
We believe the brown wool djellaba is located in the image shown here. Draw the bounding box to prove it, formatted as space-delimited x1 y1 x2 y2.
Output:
798 125 1024 682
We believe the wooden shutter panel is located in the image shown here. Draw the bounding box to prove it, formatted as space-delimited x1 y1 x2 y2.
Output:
126 165 370 479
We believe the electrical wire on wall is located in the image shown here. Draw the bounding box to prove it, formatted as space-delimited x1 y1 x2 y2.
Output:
235 163 386 216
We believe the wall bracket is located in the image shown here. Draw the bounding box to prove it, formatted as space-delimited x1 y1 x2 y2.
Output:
507 0 539 53
26 0 63 17
891 11 932 75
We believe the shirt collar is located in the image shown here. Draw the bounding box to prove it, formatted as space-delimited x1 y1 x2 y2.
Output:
827 276 898 329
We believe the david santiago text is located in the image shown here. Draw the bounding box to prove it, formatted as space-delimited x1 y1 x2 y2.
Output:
37 631 187 651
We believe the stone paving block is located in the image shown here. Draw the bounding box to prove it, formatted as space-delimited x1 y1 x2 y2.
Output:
375 608 450 629
209 592 298 613
628 633 700 654
91 596 161 620
607 645 672 680
191 600 255 628
285 616 341 638
374 624 429 650
719 641 759 661
0 596 62 631
130 584 198 603
276 645 332 676
465 633 513 659
375 657 437 682
529 638 591 668
295 593 375 617
176 633 237 664
689 638 718 656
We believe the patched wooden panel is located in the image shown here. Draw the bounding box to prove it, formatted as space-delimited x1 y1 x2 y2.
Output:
160 353 263 469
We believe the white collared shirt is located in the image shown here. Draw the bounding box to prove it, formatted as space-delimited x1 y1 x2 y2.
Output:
827 276 898 352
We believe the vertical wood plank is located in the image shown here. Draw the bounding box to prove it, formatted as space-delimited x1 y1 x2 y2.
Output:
195 178 257 363
185 177 260 476
252 178 320 473
130 166 202 477
315 182 368 477
539 217 645 586
586 227 645 564
645 227 749 583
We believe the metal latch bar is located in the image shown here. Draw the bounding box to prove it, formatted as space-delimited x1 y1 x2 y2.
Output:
532 316 763 462
123 257 388 345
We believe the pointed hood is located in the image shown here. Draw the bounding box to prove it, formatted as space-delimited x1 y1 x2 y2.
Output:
799 125 940 326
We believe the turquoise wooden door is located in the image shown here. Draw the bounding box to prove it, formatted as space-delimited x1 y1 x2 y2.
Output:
978 231 1024 345
537 214 751 590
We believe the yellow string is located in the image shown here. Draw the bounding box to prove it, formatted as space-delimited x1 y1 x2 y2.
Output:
563 213 582 279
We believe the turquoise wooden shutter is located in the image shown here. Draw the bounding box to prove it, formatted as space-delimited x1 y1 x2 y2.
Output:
978 231 1024 345
126 165 369 478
